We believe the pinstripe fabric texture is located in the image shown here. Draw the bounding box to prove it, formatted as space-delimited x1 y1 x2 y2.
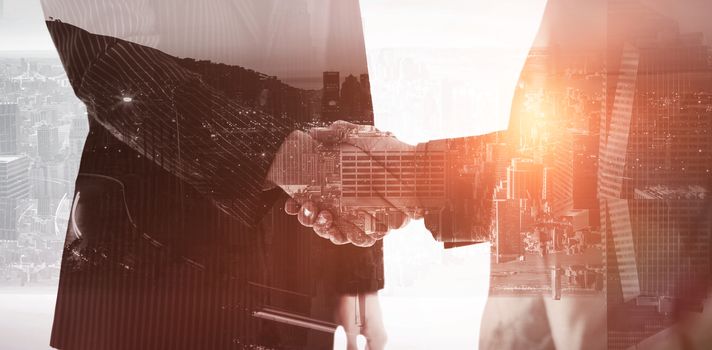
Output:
46 20 293 227
41 1 380 349
41 0 368 86
47 21 289 350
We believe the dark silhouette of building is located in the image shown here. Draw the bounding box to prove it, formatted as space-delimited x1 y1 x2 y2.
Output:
340 74 361 120
322 71 340 121
551 130 598 222
494 195 524 263
359 74 372 114
177 58 315 124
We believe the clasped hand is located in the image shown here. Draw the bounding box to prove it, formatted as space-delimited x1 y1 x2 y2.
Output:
267 121 417 247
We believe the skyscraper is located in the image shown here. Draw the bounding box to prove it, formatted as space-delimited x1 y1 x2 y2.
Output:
37 123 59 161
0 156 30 241
359 74 372 113
506 158 542 201
601 32 712 300
0 103 18 155
600 8 712 347
493 195 524 263
68 117 89 156
33 162 65 218
551 130 598 219
486 142 510 183
321 71 340 121
339 74 361 120
551 132 575 215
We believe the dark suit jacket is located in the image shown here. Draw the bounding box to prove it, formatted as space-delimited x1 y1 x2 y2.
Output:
46 20 382 350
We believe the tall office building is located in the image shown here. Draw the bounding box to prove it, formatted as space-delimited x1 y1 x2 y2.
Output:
571 133 598 221
486 143 510 183
600 6 712 346
551 132 575 216
340 137 447 238
506 158 543 201
551 130 598 219
340 138 446 205
359 74 372 113
340 74 361 120
0 156 30 241
37 123 60 161
32 162 66 218
493 195 524 263
321 71 340 121
68 117 89 156
0 103 18 155
601 33 712 299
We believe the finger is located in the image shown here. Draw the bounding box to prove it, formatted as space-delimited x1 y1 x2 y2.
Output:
331 120 360 130
313 210 334 239
348 230 376 247
333 218 376 247
284 198 300 215
297 201 319 227
329 226 350 245
314 210 334 229
313 224 332 239
369 231 388 241
354 209 391 241
307 127 339 145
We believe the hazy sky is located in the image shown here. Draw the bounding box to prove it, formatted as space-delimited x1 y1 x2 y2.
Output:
0 0 56 52
35 0 370 86
3 0 712 53
534 0 712 49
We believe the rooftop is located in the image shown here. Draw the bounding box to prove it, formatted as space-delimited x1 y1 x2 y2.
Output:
634 185 707 200
0 155 24 163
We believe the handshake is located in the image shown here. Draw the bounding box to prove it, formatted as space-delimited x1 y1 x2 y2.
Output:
266 122 498 247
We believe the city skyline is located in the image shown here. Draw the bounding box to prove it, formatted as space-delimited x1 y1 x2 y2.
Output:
3 1 712 349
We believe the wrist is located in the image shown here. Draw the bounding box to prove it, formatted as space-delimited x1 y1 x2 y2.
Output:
265 130 317 192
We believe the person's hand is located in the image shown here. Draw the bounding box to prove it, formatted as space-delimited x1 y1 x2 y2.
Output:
267 122 414 246
269 120 499 246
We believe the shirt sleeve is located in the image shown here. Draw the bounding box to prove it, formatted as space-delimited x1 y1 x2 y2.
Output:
46 20 295 227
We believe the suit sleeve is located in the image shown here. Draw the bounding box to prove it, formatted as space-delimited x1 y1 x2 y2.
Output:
46 20 295 227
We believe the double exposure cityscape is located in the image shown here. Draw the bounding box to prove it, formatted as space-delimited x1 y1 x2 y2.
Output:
2 0 712 349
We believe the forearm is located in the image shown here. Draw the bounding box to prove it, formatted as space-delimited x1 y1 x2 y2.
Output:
416 133 499 243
